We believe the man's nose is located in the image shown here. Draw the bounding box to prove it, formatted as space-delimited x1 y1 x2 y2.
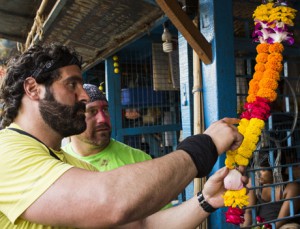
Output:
78 86 90 103
95 110 108 122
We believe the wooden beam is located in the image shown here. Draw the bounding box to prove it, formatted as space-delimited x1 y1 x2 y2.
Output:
155 0 212 64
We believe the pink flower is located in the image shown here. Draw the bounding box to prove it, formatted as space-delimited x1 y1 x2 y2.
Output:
224 169 243 190
256 215 265 223
241 97 271 121
256 216 272 228
225 207 245 225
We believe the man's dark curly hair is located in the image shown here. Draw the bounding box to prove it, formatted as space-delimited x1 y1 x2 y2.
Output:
0 43 82 128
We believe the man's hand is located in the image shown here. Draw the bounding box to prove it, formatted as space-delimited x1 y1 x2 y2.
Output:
202 167 248 209
204 118 243 155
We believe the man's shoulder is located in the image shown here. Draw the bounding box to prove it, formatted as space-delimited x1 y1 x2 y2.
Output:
111 139 144 152
0 125 45 149
110 139 152 159
61 142 72 153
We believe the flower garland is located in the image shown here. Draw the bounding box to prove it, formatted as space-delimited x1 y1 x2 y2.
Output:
223 0 297 226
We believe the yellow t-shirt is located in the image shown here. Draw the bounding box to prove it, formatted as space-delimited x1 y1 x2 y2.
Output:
0 123 97 228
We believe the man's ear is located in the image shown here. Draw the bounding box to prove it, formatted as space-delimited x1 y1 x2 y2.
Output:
23 77 41 100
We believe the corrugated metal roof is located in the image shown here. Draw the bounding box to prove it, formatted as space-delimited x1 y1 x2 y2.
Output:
0 0 299 68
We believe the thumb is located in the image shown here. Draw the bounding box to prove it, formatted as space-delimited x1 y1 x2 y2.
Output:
212 167 229 181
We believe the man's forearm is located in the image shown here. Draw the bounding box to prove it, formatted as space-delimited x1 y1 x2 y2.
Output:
140 196 209 229
109 150 198 224
22 150 198 228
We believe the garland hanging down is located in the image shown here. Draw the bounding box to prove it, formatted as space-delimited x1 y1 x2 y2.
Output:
223 0 297 226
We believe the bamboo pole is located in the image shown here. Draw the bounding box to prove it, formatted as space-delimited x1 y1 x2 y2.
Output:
192 16 206 229
25 0 49 50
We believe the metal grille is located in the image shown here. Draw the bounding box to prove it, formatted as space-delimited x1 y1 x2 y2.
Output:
236 56 300 228
119 40 181 156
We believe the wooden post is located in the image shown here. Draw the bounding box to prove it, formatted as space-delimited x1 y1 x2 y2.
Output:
193 16 207 229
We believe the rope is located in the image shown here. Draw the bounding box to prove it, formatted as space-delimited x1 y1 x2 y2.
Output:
24 0 49 51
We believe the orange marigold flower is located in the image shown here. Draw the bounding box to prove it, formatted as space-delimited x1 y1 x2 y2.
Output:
254 63 265 72
246 94 256 103
269 43 284 53
253 71 264 81
263 69 280 81
257 88 277 102
256 53 269 63
256 43 270 53
265 61 283 72
248 79 259 95
259 78 278 90
267 53 283 63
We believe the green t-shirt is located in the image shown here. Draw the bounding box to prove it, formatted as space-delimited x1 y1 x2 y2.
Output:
63 139 152 171
0 123 97 229
63 139 173 210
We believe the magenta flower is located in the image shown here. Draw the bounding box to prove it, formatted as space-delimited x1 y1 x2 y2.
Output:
253 20 294 45
225 207 245 225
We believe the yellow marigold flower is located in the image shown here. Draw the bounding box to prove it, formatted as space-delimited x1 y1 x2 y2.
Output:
281 12 296 20
248 123 263 134
279 6 297 14
267 6 297 25
250 118 265 129
223 188 249 208
257 88 277 102
253 3 273 20
256 43 270 53
268 53 283 63
241 136 258 147
259 78 278 90
225 154 236 169
269 43 284 53
270 7 280 14
235 154 249 166
269 13 282 22
244 132 259 144
233 197 249 208
226 149 238 156
240 118 250 126
237 146 254 159
281 17 294 26
263 69 280 81
256 53 269 63
254 63 265 72
238 118 249 134
265 61 283 72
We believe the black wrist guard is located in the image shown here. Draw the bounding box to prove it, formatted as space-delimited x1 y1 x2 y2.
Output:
197 191 218 213
176 134 218 178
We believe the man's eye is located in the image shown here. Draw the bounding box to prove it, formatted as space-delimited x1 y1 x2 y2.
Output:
103 107 109 113
68 82 77 89
87 109 98 116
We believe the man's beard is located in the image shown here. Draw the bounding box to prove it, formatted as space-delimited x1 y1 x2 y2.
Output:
79 123 112 148
39 88 87 137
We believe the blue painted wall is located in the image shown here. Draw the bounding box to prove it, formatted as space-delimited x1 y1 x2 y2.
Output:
178 32 195 201
199 0 237 228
